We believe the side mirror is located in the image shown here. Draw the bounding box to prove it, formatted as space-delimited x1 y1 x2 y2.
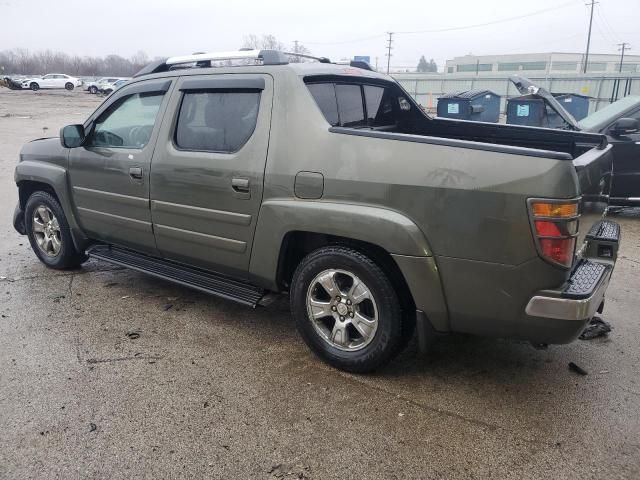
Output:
60 124 85 148
610 117 639 136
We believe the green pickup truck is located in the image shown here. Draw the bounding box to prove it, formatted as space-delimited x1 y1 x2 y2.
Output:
13 50 620 372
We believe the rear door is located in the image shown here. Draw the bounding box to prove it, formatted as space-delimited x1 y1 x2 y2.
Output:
149 73 273 278
68 78 173 254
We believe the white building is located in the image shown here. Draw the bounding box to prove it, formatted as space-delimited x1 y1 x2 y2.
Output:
445 52 640 75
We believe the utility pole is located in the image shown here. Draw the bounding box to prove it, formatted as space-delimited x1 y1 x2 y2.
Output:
375 56 379 71
617 42 631 72
294 40 299 53
385 32 393 74
583 0 597 73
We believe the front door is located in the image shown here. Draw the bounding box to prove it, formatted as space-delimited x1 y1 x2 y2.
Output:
68 78 173 254
608 107 640 201
149 73 273 278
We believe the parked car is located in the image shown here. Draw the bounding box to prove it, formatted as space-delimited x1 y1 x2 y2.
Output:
85 77 127 94
1 76 23 90
510 76 640 206
98 79 129 95
20 73 82 91
13 50 620 373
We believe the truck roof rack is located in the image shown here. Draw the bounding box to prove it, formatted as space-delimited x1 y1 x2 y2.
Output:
133 49 372 78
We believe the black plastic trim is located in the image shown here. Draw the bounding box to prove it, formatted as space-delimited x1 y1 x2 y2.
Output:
329 126 574 160
562 260 609 299
179 77 265 91
87 245 264 307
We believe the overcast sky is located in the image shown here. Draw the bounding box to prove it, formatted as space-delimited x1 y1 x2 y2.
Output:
1 0 639 70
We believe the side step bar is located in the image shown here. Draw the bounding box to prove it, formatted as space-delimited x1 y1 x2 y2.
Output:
87 245 265 307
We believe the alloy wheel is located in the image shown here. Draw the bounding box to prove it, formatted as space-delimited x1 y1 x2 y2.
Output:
306 269 379 351
32 205 62 257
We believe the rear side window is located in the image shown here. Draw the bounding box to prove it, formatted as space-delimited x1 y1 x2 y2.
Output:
307 83 339 126
307 81 402 128
175 91 260 153
335 84 366 127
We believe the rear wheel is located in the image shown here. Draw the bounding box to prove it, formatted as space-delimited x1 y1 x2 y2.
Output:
89 85 98 94
65 82 74 91
30 82 39 91
291 246 407 373
25 191 86 269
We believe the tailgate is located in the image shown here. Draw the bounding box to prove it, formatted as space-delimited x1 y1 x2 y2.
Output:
573 143 615 257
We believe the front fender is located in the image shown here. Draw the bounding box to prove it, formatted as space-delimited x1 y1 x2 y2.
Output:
15 159 88 250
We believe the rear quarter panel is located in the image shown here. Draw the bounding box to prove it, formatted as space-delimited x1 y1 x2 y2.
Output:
257 70 582 334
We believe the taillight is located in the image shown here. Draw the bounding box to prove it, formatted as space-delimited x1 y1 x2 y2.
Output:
528 199 580 268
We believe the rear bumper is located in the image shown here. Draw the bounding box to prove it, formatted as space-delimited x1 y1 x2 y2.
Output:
525 264 611 321
521 219 619 342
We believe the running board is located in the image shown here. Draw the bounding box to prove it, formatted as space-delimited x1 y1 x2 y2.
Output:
87 245 265 307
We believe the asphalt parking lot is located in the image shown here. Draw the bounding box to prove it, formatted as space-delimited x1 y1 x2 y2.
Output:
1 88 639 480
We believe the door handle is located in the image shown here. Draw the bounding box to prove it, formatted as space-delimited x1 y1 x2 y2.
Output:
231 177 250 192
129 167 143 179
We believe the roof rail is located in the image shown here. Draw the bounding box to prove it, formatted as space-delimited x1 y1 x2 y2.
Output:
132 49 372 78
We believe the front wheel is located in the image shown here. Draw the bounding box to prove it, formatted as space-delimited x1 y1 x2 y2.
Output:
25 191 86 270
89 85 98 94
290 246 407 373
30 82 39 91
65 82 74 91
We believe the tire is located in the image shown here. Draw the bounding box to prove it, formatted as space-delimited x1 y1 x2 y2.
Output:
290 246 408 373
24 191 86 270
89 86 98 94
65 82 74 91
30 82 39 91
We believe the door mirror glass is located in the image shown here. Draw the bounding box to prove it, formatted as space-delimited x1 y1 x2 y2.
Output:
610 117 639 136
60 124 85 148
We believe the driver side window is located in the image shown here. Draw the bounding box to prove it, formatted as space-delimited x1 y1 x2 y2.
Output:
87 92 164 149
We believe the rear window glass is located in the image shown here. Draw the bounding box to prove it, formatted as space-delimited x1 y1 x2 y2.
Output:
307 81 402 128
175 91 260 153
335 84 366 127
307 83 339 126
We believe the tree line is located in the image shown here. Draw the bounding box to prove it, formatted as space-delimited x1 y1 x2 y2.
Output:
1 39 436 77
0 36 311 77
0 49 154 77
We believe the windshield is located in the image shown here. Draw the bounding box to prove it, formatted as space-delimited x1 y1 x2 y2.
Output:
579 96 640 131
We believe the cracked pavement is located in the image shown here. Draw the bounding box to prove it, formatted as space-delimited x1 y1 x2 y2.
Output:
1 89 639 479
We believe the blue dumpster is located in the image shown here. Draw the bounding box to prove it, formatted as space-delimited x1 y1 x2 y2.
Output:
437 89 500 123
552 93 590 121
506 95 549 127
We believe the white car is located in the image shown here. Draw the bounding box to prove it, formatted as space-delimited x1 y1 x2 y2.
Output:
21 74 83 91
85 77 125 94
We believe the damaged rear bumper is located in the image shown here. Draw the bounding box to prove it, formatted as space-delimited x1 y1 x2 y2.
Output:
522 219 619 342
525 262 611 321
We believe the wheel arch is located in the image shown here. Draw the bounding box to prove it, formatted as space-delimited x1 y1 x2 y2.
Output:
249 200 449 331
15 162 89 250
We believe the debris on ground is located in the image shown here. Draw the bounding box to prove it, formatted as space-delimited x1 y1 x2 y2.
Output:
568 362 588 376
126 331 141 340
89 423 97 432
268 463 311 479
163 304 174 311
579 316 612 340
